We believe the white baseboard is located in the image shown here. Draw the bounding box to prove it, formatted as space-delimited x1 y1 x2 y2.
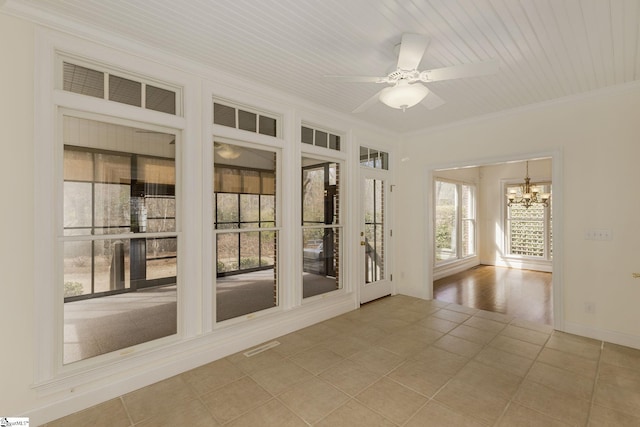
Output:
433 258 479 281
25 295 356 425
491 258 552 272
562 321 640 350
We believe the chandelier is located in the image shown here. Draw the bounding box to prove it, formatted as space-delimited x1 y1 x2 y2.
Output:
506 161 551 208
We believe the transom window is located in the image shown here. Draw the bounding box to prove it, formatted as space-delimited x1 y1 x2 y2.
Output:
301 125 341 151
61 60 179 115
213 101 279 137
360 146 389 170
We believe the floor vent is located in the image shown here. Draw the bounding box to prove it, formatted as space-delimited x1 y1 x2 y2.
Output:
243 340 280 357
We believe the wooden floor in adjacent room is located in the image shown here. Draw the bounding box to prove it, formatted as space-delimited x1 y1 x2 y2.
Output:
434 265 553 325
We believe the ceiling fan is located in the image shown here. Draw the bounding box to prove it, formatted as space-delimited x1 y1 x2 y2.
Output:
325 33 499 113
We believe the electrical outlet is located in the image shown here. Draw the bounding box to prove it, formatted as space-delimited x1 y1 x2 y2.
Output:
584 302 596 314
584 229 612 241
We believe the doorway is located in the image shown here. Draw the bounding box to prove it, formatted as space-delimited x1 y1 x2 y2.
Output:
430 155 560 327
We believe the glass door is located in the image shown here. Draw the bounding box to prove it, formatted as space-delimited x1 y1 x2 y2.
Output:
360 171 392 303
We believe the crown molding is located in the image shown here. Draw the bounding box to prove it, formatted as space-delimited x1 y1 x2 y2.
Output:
404 78 640 139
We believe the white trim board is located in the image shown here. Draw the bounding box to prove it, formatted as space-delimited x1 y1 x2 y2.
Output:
563 321 640 351
433 258 480 281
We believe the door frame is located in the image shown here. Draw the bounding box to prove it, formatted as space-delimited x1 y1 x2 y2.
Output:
425 149 563 331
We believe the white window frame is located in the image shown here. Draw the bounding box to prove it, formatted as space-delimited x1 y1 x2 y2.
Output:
300 152 346 302
33 30 198 388
503 180 552 261
211 137 283 326
57 53 184 116
206 91 290 331
434 178 477 266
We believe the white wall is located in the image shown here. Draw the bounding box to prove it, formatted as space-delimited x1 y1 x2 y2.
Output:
0 13 36 416
396 84 640 348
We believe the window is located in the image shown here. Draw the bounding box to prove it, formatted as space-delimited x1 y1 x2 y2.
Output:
214 101 278 137
62 116 178 364
62 60 179 115
302 157 342 297
37 41 195 387
364 178 384 283
214 143 278 321
360 146 389 170
301 125 341 151
435 179 476 264
461 184 475 258
506 182 552 258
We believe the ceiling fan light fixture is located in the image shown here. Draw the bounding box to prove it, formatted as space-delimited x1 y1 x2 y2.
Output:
215 142 241 159
379 80 429 111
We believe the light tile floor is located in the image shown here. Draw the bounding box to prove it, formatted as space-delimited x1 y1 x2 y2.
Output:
46 295 640 426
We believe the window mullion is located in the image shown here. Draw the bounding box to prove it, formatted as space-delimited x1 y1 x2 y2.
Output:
456 184 461 260
545 205 550 260
91 153 96 295
236 194 241 267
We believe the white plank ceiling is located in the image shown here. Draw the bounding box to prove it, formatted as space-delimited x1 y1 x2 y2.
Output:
5 0 640 133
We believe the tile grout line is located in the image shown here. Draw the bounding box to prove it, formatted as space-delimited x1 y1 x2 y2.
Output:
429 307 559 424
272 338 373 426
284 309 452 425
397 397 433 427
117 395 135 427
585 340 605 426
267 381 311 426
415 310 512 426
432 313 517 425
318 303 456 425
185 370 231 425
491 318 553 426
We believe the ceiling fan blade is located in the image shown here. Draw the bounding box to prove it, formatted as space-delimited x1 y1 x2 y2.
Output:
420 89 445 110
422 59 499 82
352 89 385 113
397 33 430 70
324 75 384 83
